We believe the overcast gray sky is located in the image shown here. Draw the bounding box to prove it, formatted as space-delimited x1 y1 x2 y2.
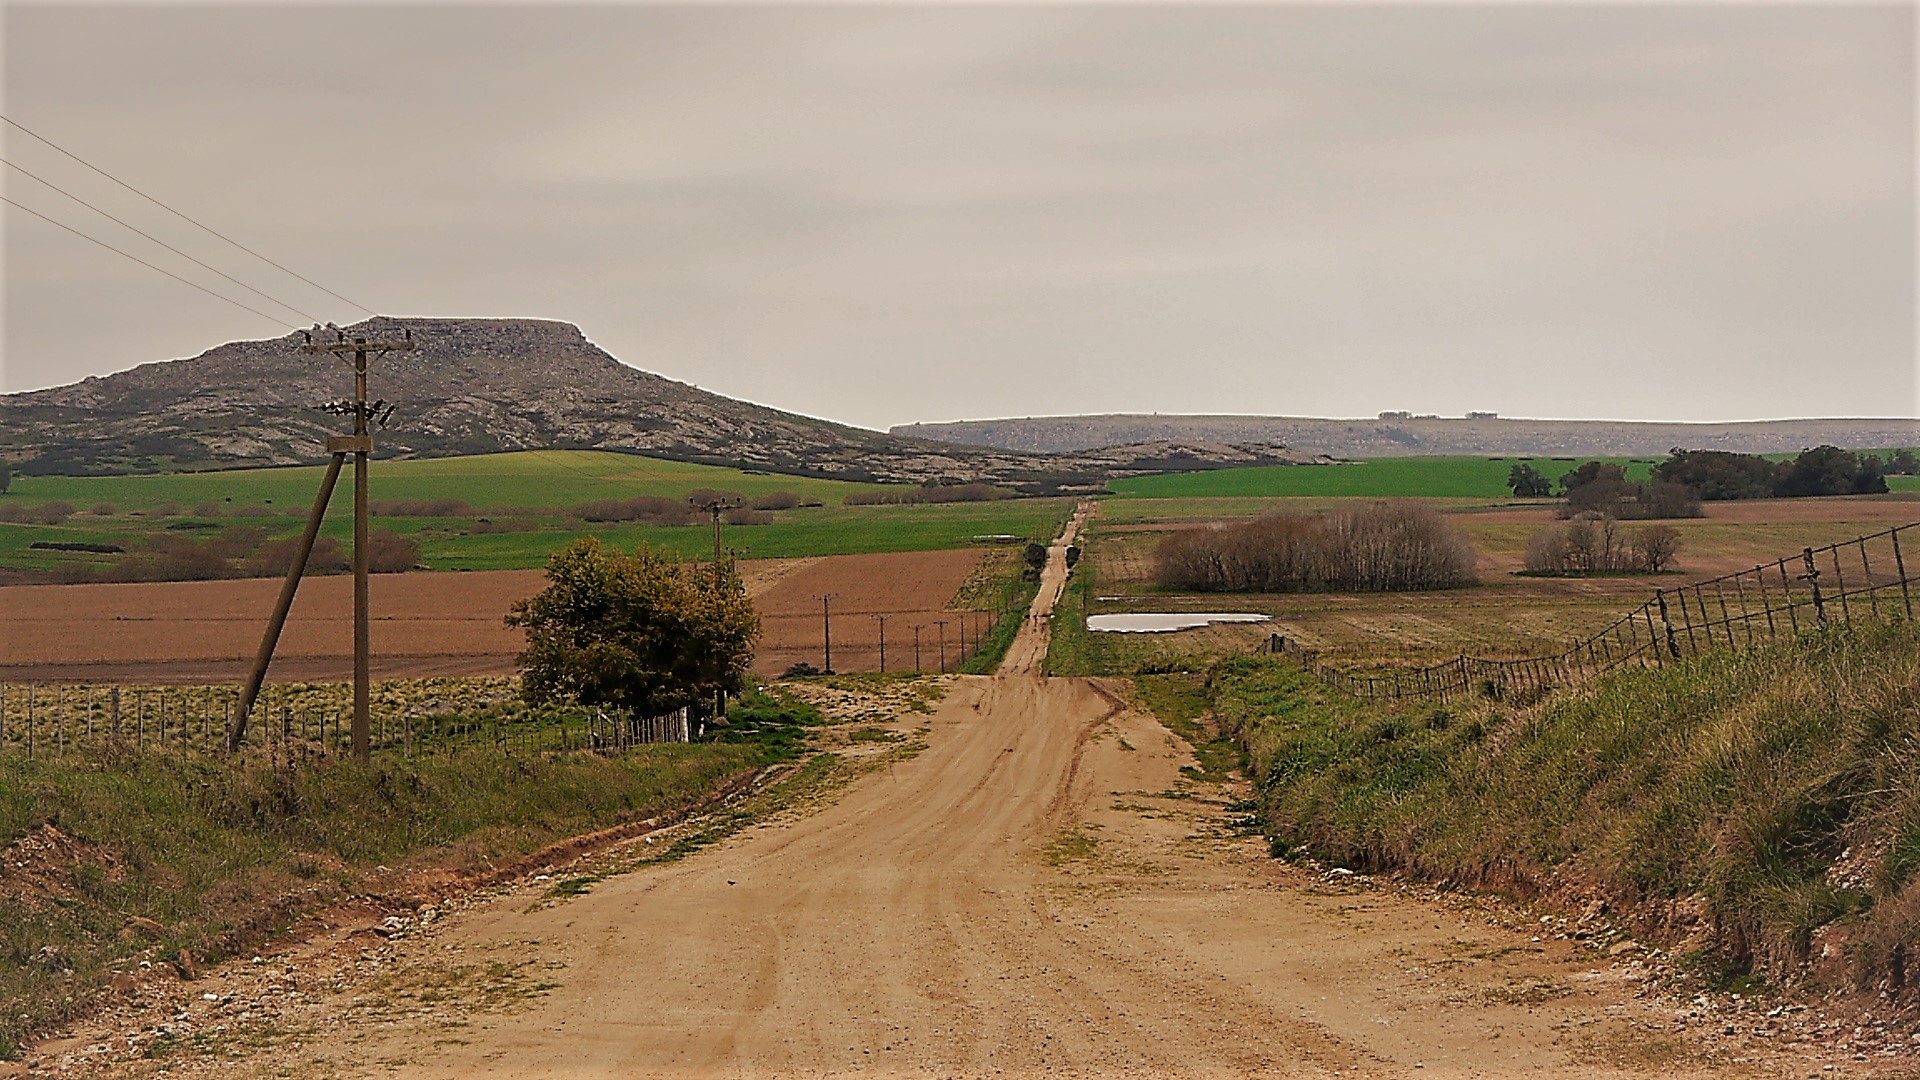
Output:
2 2 1914 428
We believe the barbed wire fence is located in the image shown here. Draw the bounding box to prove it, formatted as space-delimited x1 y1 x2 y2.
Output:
1263 520 1918 704
0 678 692 764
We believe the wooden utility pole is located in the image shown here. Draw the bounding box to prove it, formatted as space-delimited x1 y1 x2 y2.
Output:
912 624 923 673
873 613 889 673
934 619 949 673
818 593 836 674
229 326 413 758
690 496 741 560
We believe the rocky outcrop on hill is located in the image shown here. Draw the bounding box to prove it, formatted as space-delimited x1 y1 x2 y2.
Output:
894 414 1920 458
0 319 1315 488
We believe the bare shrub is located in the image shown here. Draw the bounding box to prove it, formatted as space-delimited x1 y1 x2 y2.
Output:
1524 516 1681 575
246 537 349 577
845 483 1013 506
574 496 698 524
1634 524 1683 572
149 502 182 518
1155 502 1477 593
92 503 118 516
366 529 420 572
192 500 222 517
723 508 775 526
750 491 801 511
373 498 472 517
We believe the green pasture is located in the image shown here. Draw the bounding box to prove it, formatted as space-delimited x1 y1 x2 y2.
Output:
0 499 1075 574
0 449 888 513
1105 455 1655 500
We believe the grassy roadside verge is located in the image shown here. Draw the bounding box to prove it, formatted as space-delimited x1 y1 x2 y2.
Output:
1208 619 1920 997
0 690 819 1057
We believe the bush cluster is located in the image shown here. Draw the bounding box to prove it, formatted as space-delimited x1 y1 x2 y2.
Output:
844 483 1011 506
1523 515 1681 575
1155 502 1478 593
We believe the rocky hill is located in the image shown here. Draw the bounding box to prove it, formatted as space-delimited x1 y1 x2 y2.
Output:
0 318 1320 489
893 413 1920 458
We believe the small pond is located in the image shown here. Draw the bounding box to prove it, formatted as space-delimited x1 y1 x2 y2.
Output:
1086 613 1273 634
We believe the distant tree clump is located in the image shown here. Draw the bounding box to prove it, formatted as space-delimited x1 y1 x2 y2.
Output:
507 538 759 719
1155 502 1477 593
373 498 473 518
1524 515 1682 575
1650 446 1889 500
1506 463 1553 498
1887 448 1919 476
750 491 802 511
844 482 1013 506
573 496 700 525
1555 462 1702 520
0 459 10 494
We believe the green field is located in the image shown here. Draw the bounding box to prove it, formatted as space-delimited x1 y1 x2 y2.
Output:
1105 455 1656 500
0 450 1074 575
0 449 887 513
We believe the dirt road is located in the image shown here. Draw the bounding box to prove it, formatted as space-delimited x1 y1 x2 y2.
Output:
61 504 1845 1078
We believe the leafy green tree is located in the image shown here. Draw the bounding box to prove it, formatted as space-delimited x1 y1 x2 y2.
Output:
1777 445 1887 497
1505 463 1552 498
1023 542 1049 572
506 538 759 719
1651 448 1777 500
1888 448 1919 476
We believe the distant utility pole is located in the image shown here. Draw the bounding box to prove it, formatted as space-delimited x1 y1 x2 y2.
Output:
873 613 890 673
912 624 924 673
935 619 949 674
228 326 413 759
690 496 743 560
818 593 837 675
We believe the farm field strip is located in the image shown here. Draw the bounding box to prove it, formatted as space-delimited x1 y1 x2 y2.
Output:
0 551 996 684
0 449 889 512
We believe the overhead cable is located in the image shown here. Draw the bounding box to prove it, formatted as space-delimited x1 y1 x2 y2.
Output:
1 195 293 329
1 113 377 317
3 156 323 324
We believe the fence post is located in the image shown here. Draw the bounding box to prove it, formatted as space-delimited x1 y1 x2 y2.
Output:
1755 566 1778 639
1779 560 1801 633
27 683 35 761
1654 592 1680 661
1804 548 1826 625
1861 539 1879 619
1894 528 1913 619
1829 548 1851 624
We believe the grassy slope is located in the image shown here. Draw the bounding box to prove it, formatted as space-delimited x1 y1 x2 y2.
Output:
0 450 887 513
0 685 825 1057
1210 619 1920 994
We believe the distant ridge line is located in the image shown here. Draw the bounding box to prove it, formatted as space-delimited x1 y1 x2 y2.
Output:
892 414 1920 458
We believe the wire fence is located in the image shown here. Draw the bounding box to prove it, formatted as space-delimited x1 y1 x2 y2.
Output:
1264 519 1919 704
0 679 692 764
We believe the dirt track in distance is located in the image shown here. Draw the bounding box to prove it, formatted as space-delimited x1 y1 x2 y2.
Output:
52 505 1865 1080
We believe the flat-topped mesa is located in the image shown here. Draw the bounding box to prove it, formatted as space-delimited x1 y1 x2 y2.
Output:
0 318 1318 488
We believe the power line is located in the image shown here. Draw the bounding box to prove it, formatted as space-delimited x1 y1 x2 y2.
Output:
1 113 376 317
1 195 292 329
3 156 323 324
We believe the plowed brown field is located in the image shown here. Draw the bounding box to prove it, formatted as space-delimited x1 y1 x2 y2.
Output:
0 550 984 683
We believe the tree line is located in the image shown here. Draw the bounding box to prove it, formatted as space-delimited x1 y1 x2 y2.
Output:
1155 502 1478 593
1508 445 1911 518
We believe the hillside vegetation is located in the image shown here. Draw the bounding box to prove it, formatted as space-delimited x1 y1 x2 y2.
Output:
0 686 825 1057
1206 619 1920 996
